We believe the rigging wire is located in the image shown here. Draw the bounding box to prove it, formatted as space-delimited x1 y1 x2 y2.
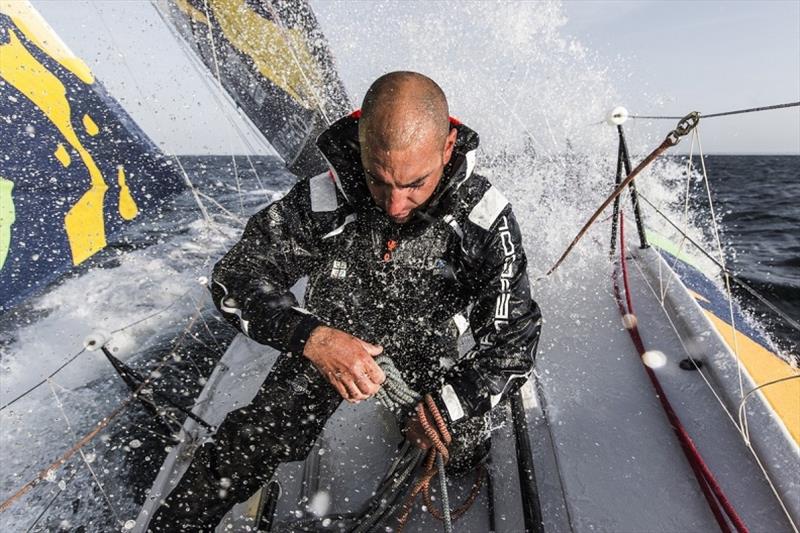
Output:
146 0 272 198
23 460 80 533
629 101 800 120
0 285 200 413
0 348 86 412
626 235 799 532
0 313 200 514
541 112 700 279
693 125 751 438
88 0 215 228
47 380 123 527
199 0 246 217
656 128 697 301
635 191 800 335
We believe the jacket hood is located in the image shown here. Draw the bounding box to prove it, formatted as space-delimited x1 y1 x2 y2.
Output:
315 110 480 215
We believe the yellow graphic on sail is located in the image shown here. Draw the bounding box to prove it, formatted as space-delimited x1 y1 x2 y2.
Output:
117 166 139 220
0 0 94 84
0 177 14 271
0 1 140 266
176 0 323 109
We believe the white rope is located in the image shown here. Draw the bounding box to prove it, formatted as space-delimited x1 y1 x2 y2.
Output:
46 380 123 527
695 126 749 439
188 292 225 357
90 0 214 228
201 0 246 215
737 375 800 447
658 129 697 302
196 191 247 226
626 239 798 531
262 3 333 127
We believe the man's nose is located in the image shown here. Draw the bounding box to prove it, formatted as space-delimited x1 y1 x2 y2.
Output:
386 189 409 216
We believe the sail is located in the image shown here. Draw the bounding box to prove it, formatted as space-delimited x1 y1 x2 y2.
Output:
0 1 185 310
153 0 351 176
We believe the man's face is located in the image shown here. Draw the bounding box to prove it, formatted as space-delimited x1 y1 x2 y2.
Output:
361 128 458 224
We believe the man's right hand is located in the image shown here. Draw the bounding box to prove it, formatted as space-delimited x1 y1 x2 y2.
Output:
303 326 386 403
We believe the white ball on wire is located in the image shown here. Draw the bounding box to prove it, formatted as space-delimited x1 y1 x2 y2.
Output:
607 106 629 126
83 330 110 351
642 350 667 369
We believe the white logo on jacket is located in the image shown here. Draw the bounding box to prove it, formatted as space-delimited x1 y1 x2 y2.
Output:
494 215 515 329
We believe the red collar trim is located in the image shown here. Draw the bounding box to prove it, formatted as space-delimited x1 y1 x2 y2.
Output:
348 108 461 125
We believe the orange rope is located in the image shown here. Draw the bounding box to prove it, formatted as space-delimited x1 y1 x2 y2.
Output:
395 394 484 531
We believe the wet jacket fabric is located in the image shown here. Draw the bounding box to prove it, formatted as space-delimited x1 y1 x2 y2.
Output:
209 111 542 427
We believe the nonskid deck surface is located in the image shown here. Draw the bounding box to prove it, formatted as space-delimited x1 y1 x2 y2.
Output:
534 246 795 532
137 247 796 533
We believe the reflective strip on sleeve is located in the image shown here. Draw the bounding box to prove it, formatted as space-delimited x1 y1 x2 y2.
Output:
440 383 465 422
468 186 509 230
215 280 250 336
310 172 339 212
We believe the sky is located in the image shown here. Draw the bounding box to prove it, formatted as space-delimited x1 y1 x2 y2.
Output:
28 0 800 155
557 0 800 154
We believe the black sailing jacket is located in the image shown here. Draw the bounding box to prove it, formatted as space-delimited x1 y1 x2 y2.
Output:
209 111 542 427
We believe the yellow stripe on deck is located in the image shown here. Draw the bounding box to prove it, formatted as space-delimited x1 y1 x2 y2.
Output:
703 310 800 446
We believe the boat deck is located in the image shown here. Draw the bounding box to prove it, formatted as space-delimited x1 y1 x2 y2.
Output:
135 246 797 532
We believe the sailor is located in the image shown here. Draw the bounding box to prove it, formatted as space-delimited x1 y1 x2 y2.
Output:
148 71 541 531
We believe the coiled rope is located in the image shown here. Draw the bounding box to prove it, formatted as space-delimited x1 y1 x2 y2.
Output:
373 356 485 532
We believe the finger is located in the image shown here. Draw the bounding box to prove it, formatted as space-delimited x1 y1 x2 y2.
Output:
328 373 351 402
354 375 379 397
359 340 384 357
363 358 386 385
343 379 369 401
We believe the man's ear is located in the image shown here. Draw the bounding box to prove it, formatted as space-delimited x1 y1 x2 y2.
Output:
442 128 458 164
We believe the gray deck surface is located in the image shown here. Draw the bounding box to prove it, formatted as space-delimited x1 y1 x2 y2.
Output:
135 246 797 533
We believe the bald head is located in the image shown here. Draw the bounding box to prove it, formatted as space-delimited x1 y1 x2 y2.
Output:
358 71 450 152
357 72 459 224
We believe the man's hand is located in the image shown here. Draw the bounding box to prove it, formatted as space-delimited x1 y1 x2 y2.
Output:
303 326 386 403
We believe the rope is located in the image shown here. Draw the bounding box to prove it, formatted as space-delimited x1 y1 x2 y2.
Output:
630 101 799 120
0 348 86 412
542 112 699 279
614 212 749 533
47 380 122 526
372 357 485 532
693 126 750 440
626 240 800 532
23 461 80 533
737 375 800 445
0 286 200 413
635 191 800 334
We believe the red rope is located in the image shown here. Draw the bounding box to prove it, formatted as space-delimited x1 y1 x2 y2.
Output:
614 212 748 533
395 394 484 531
